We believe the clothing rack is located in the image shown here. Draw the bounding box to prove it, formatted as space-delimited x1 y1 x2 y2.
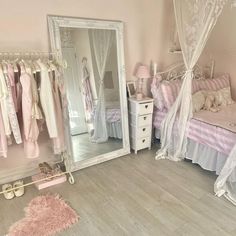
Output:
0 51 58 57
0 50 74 197
0 152 74 196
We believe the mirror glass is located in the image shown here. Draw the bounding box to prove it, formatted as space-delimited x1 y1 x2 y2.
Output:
59 27 123 162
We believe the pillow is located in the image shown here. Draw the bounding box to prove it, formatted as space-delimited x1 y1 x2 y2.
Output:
216 87 235 106
192 91 205 113
161 79 200 109
199 73 230 91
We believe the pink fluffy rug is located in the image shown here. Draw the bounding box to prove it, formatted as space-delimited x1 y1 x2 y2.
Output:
8 194 79 236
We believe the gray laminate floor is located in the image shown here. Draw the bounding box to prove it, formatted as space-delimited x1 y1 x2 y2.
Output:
72 133 122 162
1 148 236 236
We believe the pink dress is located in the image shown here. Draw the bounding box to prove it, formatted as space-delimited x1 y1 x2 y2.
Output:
4 69 22 144
0 105 7 158
7 65 17 111
20 65 39 158
50 68 65 154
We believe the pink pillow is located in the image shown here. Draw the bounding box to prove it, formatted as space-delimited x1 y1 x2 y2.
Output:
199 73 230 91
161 80 200 109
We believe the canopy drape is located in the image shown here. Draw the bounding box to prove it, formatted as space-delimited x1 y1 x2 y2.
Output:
156 0 226 161
215 141 236 204
90 29 113 143
156 0 236 206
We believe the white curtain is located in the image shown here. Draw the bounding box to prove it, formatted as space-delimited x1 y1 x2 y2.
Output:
156 0 226 161
90 29 113 143
215 144 236 205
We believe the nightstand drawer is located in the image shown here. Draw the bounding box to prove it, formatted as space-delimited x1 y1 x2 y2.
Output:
129 100 153 115
136 137 151 149
138 102 153 115
138 114 152 127
130 125 151 138
130 136 150 150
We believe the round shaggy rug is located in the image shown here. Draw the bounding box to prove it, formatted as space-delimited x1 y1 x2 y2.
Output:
8 194 79 236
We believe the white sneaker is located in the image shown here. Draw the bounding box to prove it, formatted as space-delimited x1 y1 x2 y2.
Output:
2 184 14 200
13 180 24 197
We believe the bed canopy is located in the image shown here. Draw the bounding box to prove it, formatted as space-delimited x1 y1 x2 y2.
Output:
157 0 236 205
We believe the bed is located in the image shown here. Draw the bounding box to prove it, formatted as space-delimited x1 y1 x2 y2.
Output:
154 106 236 176
105 101 122 139
106 108 122 139
151 68 236 178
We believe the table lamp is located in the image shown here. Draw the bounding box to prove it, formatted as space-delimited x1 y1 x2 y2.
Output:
134 64 150 100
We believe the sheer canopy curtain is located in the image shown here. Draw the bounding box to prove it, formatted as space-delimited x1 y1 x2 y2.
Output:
156 0 226 161
90 29 113 143
215 139 236 204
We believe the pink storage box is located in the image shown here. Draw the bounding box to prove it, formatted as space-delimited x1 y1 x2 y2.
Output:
32 172 67 190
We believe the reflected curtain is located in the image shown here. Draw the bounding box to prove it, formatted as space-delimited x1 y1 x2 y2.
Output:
156 0 226 161
82 64 93 122
90 29 113 143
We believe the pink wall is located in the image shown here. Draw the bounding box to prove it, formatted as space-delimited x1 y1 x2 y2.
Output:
200 1 236 99
0 0 166 87
159 0 236 99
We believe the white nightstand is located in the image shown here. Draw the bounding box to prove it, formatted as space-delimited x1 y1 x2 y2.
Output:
128 97 154 154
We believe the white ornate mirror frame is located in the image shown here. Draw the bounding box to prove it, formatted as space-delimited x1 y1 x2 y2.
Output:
47 15 130 172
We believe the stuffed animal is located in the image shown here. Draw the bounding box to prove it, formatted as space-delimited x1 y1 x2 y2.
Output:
202 90 220 112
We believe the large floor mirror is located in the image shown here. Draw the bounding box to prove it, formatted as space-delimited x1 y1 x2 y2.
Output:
48 16 130 171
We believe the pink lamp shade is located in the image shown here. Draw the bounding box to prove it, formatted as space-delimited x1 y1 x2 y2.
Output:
135 65 150 79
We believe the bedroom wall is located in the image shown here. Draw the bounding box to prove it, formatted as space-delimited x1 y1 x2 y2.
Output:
0 0 166 92
159 0 236 99
199 1 236 99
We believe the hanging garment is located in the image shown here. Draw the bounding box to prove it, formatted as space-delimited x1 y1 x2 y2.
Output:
31 73 43 121
82 65 94 115
7 64 17 111
0 105 7 158
20 64 39 158
50 67 65 154
4 69 22 144
37 60 58 138
0 67 11 136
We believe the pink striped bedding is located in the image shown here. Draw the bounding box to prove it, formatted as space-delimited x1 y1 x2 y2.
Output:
158 73 230 110
106 108 121 123
153 108 236 156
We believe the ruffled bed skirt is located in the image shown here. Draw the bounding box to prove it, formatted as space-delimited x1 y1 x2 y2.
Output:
155 129 236 180
107 121 122 139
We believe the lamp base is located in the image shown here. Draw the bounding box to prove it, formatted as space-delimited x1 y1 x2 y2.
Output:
136 92 143 100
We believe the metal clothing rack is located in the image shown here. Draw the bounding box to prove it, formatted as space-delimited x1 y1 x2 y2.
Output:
0 51 58 57
0 51 74 196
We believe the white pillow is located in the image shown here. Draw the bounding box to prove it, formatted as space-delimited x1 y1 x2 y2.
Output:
216 87 234 106
192 91 205 113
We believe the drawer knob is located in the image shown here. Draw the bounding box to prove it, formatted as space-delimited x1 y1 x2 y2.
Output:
143 116 147 120
145 105 148 109
142 128 146 132
142 139 146 143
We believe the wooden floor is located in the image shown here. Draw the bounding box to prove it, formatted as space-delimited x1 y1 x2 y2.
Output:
1 148 236 236
72 133 122 162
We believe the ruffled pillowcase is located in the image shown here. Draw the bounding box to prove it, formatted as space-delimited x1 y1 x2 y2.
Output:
215 87 235 106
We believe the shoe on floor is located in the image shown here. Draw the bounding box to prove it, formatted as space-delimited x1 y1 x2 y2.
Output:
2 183 14 200
13 180 24 197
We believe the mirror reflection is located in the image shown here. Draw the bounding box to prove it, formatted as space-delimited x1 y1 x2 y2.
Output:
60 27 123 162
